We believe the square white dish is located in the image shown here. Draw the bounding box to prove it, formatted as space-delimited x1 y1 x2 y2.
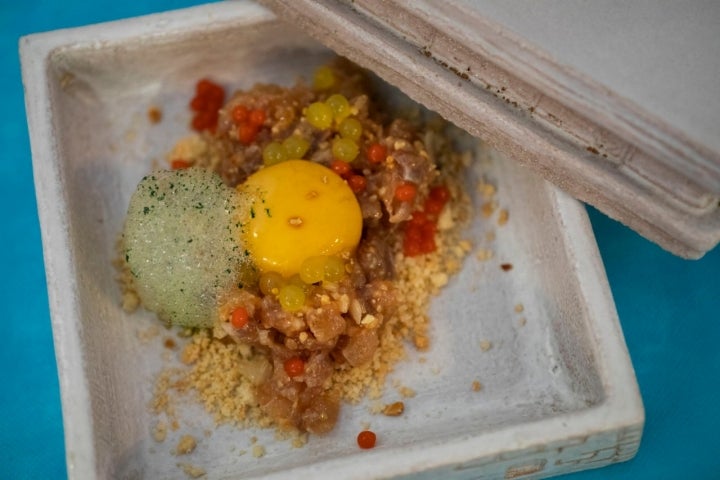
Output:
20 2 643 479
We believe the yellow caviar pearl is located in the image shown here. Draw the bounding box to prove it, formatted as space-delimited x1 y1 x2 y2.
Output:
239 160 362 277
323 256 346 283
299 256 327 284
259 271 284 296
282 135 310 159
278 284 305 311
326 94 351 122
338 117 363 141
313 66 335 91
332 137 359 163
306 102 334 130
262 141 287 166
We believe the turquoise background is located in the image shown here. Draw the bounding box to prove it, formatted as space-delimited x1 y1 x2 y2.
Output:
2 2 718 478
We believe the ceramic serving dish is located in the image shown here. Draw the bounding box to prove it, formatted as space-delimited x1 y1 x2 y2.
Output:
21 2 643 479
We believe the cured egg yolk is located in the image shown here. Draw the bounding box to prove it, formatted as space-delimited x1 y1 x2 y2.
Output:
239 160 362 277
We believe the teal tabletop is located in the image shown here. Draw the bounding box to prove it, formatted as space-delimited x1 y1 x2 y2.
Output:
2 2 718 479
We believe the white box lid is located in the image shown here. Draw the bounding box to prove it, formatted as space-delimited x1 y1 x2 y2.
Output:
260 0 720 258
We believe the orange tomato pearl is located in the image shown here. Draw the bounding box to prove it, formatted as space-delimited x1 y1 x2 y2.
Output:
348 174 367 193
284 357 305 377
429 185 450 203
190 78 224 132
249 108 266 127
394 181 417 202
357 430 377 449
230 307 250 329
170 159 191 170
367 143 387 164
330 160 352 178
231 105 249 123
238 123 258 145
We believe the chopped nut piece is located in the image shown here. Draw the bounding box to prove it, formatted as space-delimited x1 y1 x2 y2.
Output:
177 463 206 478
514 303 524 313
383 401 405 416
148 106 163 124
152 421 167 443
479 340 493 352
360 314 379 328
472 380 483 392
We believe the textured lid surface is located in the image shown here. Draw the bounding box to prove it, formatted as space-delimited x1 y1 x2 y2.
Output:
260 0 720 258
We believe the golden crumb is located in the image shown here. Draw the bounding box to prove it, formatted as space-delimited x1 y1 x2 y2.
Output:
479 340 493 352
476 248 494 261
458 239 473 253
177 463 206 478
175 435 197 455
291 433 309 448
480 201 496 218
413 334 430 351
122 291 140 312
476 181 496 200
398 386 416 398
472 380 483 392
252 445 266 458
497 208 509 226
430 272 449 288
514 303 524 313
136 325 161 344
152 421 167 443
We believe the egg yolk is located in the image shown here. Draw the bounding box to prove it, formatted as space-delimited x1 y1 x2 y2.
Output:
239 160 362 277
